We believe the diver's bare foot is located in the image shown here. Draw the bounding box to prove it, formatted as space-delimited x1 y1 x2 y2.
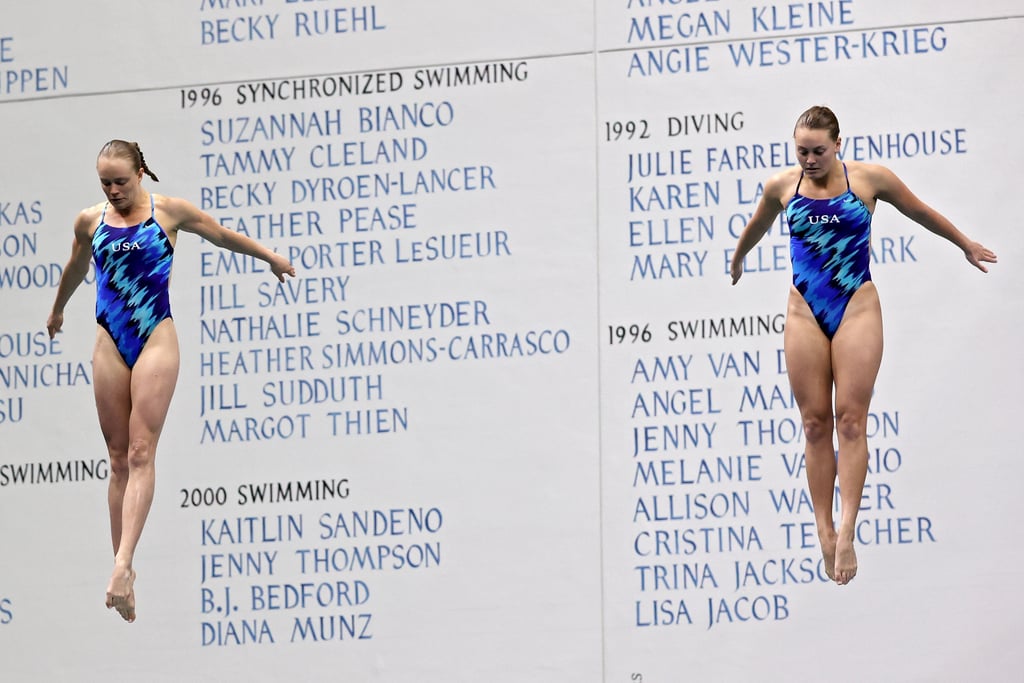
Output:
106 566 136 623
834 535 857 586
818 530 838 582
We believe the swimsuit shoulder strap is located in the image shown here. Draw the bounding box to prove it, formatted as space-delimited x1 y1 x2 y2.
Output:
793 171 804 196
842 162 851 191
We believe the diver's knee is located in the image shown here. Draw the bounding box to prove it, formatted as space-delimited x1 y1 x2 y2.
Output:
834 409 866 443
801 412 834 443
106 449 129 477
125 438 156 469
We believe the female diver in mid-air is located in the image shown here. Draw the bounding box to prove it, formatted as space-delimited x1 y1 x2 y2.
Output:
47 140 295 621
730 106 997 585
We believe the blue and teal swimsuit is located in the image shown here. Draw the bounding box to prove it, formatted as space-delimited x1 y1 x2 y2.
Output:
785 164 872 338
91 195 174 367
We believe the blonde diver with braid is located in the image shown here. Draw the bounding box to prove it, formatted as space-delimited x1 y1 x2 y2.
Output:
47 140 296 622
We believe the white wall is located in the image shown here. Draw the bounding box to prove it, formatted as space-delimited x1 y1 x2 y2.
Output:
1 2 1021 681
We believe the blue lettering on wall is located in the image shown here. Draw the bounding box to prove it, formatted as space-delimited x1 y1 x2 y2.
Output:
635 562 718 592
627 10 731 43
738 383 796 412
708 351 759 378
0 362 91 390
0 65 69 95
202 147 295 177
632 455 761 485
221 211 323 239
635 598 693 627
201 515 305 546
629 216 715 246
262 375 384 408
294 543 442 572
871 236 917 264
0 263 66 289
769 487 813 514
201 412 312 442
201 15 279 45
201 618 276 646
706 593 789 629
833 482 894 513
841 128 967 160
358 102 454 132
0 200 43 226
200 382 249 417
202 551 278 583
628 47 711 76
750 2 854 33
733 556 830 589
737 417 803 446
393 231 510 263
632 387 721 418
727 27 947 68
200 346 316 376
634 491 751 521
289 613 373 642
200 0 266 10
631 251 708 280
630 181 719 211
258 276 349 308
0 396 24 425
445 329 571 360
200 283 245 316
289 167 496 203
200 311 321 344
0 597 13 624
311 138 428 168
340 203 417 233
855 516 935 545
630 422 717 455
201 110 343 145
326 407 409 436
293 6 386 37
250 580 370 610
284 240 384 271
201 182 276 209
634 525 763 556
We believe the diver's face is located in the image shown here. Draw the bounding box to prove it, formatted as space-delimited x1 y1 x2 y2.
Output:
794 126 840 178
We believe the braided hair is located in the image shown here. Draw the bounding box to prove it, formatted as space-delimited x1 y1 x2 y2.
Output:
98 139 160 181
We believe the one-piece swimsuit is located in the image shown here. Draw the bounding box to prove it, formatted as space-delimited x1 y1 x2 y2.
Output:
785 163 872 338
92 194 174 367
